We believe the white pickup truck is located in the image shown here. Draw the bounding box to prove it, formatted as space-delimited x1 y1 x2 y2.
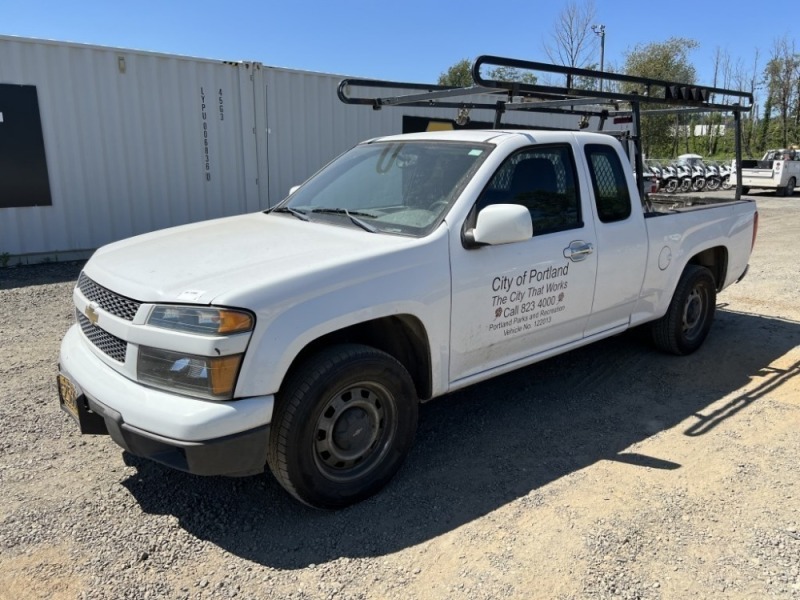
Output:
734 148 800 196
58 128 758 508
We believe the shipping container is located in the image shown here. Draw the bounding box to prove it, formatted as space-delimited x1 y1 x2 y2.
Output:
0 35 629 262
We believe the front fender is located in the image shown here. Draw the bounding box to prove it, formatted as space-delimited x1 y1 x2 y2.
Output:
234 239 452 399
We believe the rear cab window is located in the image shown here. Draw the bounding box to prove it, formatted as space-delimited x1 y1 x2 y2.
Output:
584 144 632 223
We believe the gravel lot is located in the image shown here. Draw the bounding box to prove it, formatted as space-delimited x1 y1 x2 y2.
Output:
1 191 798 600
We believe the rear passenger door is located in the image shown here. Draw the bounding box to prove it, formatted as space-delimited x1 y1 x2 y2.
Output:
581 142 648 337
449 144 599 383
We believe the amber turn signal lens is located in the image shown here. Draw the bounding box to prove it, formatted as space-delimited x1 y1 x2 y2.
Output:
217 310 254 334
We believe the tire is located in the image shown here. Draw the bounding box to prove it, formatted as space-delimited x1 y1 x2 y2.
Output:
692 177 706 192
705 176 720 191
267 344 418 509
665 179 679 193
680 178 692 193
721 177 732 190
777 177 795 197
651 265 717 355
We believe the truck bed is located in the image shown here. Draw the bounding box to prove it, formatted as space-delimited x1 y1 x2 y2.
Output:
646 193 749 214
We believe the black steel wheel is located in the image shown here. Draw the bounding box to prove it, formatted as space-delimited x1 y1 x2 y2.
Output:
267 344 418 508
651 265 716 355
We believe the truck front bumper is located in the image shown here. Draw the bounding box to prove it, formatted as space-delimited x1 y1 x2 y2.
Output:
58 324 274 477
59 390 270 476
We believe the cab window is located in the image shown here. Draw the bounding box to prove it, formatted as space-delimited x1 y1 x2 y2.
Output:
475 145 581 235
584 144 632 223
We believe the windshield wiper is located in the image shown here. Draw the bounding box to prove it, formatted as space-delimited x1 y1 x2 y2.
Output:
311 208 377 218
270 206 309 221
310 208 378 233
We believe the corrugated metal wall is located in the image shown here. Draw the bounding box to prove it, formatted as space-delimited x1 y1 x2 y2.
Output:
0 35 626 260
262 69 440 204
0 37 265 259
263 68 396 204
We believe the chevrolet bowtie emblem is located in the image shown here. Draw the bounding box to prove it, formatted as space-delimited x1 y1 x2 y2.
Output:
85 303 100 325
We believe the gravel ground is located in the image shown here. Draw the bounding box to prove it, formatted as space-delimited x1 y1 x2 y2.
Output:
1 191 799 599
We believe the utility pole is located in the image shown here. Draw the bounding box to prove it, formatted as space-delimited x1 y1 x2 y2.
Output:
592 24 606 91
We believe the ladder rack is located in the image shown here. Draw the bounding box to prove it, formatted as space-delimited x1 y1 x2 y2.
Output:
337 55 754 200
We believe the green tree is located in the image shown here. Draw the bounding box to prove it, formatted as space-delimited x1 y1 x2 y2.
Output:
762 37 800 150
759 94 773 153
486 66 537 85
438 59 473 87
730 50 761 158
438 59 537 87
623 38 699 158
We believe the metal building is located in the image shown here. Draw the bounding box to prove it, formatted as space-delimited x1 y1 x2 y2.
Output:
0 36 625 262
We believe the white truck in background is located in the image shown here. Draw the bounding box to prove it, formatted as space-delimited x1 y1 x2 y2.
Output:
734 148 800 196
57 57 758 509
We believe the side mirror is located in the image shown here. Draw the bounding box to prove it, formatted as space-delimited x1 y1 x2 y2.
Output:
465 204 532 247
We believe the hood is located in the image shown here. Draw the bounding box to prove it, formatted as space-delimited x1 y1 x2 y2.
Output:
84 213 415 305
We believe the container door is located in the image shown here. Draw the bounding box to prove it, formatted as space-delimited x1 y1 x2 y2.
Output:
0 84 51 208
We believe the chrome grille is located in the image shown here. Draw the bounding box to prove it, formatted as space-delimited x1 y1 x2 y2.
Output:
77 311 128 363
77 273 141 321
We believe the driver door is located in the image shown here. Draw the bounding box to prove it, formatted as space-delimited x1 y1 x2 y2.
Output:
449 144 598 384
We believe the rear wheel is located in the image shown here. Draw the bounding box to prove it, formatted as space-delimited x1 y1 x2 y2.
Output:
777 177 795 197
651 265 716 355
267 344 418 509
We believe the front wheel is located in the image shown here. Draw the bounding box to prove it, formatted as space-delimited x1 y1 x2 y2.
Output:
705 176 721 191
665 178 679 193
651 265 717 355
267 344 418 509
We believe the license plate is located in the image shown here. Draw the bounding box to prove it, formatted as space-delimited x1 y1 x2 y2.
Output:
57 374 79 421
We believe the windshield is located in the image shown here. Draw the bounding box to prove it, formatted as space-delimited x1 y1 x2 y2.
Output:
276 140 492 237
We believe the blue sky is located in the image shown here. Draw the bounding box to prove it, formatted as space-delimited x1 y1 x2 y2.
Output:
3 0 786 90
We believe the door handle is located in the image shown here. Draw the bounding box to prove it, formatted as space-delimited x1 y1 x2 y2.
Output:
563 240 594 262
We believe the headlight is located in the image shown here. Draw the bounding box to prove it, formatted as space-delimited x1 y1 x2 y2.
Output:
147 305 254 335
138 347 243 400
140 305 254 399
